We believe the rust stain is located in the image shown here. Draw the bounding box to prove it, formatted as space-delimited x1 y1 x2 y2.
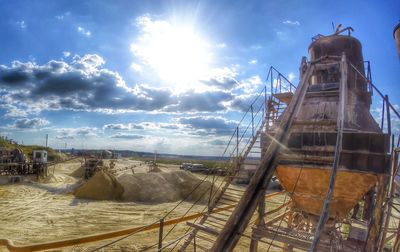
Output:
276 165 378 217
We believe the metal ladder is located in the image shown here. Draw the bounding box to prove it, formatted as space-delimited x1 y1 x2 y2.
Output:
178 118 267 251
177 64 311 251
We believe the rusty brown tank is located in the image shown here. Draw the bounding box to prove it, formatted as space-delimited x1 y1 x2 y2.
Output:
268 33 390 217
394 22 400 60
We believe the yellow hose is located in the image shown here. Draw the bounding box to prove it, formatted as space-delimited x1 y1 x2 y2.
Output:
0 192 283 251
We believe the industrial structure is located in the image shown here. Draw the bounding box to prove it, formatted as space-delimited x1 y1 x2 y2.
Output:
1 26 400 252
394 22 400 60
176 26 400 252
0 148 48 178
83 158 105 180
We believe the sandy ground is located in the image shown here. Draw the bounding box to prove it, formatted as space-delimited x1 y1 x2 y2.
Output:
0 159 284 252
2 158 397 251
0 159 215 251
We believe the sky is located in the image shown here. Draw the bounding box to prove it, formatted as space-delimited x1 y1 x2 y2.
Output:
0 0 399 156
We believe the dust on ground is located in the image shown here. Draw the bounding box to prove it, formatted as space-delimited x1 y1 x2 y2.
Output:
0 159 217 251
0 158 285 251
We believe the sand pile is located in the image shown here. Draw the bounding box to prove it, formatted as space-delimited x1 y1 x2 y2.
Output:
74 171 124 200
148 166 162 173
70 166 84 178
118 171 215 203
39 174 75 184
73 170 216 203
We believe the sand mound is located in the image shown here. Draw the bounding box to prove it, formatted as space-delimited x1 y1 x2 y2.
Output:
148 166 162 173
118 171 215 203
74 171 124 200
70 166 84 178
39 174 75 184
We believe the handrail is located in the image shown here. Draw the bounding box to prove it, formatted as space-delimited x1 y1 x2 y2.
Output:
348 62 400 120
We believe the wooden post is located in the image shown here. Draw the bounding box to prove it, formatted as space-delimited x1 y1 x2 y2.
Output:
236 127 239 159
381 97 385 130
158 218 164 250
193 234 196 252
249 188 267 252
208 175 215 211
249 234 259 252
378 149 399 251
251 105 254 137
366 175 387 251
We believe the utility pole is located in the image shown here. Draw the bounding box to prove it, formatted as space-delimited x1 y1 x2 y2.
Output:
45 134 48 147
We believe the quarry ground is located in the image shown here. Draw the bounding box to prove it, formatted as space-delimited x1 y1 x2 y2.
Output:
0 159 286 252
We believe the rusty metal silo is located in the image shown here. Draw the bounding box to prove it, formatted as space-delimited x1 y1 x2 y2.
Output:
269 32 390 217
394 22 400 60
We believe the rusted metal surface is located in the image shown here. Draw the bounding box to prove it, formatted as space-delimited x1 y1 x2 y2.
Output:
394 23 400 60
276 166 379 217
265 33 390 218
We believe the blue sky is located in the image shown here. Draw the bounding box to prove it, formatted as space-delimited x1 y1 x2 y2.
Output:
0 0 399 155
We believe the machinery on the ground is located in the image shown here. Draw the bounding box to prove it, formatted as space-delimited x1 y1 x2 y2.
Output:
0 148 48 177
32 150 48 177
83 158 104 180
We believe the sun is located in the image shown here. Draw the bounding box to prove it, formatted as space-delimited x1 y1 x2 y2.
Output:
131 17 213 90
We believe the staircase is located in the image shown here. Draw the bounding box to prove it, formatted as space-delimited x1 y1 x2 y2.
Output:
178 67 296 251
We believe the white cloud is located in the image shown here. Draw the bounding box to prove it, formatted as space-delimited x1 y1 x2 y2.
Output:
62 51 71 58
178 116 237 135
11 118 49 129
0 53 249 115
235 75 263 94
55 127 99 139
56 11 71 20
283 20 300 26
77 26 91 37
4 106 28 117
250 45 262 50
248 59 257 64
15 20 26 29
200 67 238 90
110 133 144 139
131 62 143 72
103 123 144 131
276 31 288 40
288 72 296 82
216 43 227 48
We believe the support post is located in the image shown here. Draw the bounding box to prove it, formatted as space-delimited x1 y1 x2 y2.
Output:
236 127 239 172
366 175 387 251
378 149 399 251
251 105 254 137
264 86 267 112
158 218 164 250
386 95 392 137
249 235 259 252
193 234 196 252
271 69 274 95
236 127 239 156
381 99 385 130
250 187 267 252
208 175 215 211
